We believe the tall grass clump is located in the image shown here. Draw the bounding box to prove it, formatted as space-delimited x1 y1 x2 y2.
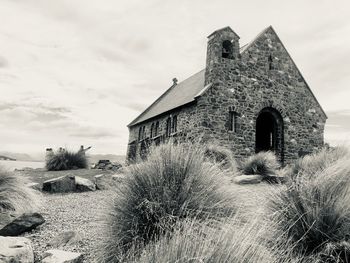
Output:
269 155 350 262
287 146 349 180
241 151 280 178
134 216 274 263
99 142 235 262
0 166 41 214
46 150 88 171
204 143 238 174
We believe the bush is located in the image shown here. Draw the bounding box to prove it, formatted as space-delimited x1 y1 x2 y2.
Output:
287 146 349 180
46 150 88 171
269 156 350 262
134 217 274 263
241 151 280 178
204 144 238 174
0 167 41 214
98 142 235 262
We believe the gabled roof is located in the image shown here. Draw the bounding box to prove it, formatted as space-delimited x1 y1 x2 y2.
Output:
128 70 206 127
240 26 327 119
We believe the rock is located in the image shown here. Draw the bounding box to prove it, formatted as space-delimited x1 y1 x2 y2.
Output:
42 176 76 193
0 213 16 229
233 175 263 185
94 174 108 190
0 236 34 263
75 176 96 192
0 213 45 236
42 249 83 263
26 182 41 191
48 231 82 248
92 160 123 171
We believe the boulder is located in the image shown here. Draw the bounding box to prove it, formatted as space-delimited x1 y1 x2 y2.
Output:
42 249 83 263
0 213 45 236
0 236 34 263
75 176 96 192
48 231 82 248
94 174 106 190
0 213 16 229
42 176 75 193
233 175 263 185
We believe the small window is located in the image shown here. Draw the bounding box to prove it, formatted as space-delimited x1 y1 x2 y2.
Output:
166 117 171 137
172 115 177 133
155 121 159 136
138 127 142 141
150 123 154 138
222 40 234 59
142 126 146 139
268 55 274 70
229 111 238 132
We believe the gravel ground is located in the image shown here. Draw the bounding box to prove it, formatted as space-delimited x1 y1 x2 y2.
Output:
23 190 114 262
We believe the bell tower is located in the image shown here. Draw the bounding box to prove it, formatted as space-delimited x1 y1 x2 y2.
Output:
205 26 240 85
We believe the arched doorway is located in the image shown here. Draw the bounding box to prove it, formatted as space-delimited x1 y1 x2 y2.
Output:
255 107 284 163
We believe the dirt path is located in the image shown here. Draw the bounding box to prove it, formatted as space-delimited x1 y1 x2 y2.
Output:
23 190 113 262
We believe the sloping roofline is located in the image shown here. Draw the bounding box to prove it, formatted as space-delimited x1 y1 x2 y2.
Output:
240 26 327 119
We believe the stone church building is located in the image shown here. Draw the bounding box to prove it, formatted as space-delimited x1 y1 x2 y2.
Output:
127 26 327 164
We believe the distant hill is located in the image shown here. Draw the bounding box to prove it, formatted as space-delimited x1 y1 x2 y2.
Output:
0 151 44 162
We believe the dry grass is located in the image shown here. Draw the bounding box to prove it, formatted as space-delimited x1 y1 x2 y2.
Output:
46 150 88 171
0 166 41 214
269 153 350 262
98 142 235 262
241 151 280 177
204 143 238 174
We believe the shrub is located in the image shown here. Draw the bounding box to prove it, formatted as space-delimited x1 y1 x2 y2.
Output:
134 217 274 263
287 146 349 180
0 166 41 214
269 156 350 262
46 150 88 171
241 151 280 178
98 142 235 262
204 144 238 174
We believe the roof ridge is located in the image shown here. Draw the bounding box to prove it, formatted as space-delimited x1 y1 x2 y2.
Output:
128 69 205 127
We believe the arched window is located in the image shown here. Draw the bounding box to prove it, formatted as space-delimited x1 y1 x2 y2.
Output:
229 111 238 132
222 40 234 59
268 55 274 70
166 117 171 137
172 115 177 133
150 123 154 138
155 121 159 136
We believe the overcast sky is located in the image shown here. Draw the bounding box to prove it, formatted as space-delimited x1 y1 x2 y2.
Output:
0 0 349 155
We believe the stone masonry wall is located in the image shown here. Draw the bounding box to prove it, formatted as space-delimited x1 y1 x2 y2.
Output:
199 27 326 163
127 103 201 162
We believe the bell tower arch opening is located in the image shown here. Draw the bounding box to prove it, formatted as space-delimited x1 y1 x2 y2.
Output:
255 107 284 163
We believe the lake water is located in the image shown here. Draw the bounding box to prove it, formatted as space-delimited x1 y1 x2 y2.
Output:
0 160 45 171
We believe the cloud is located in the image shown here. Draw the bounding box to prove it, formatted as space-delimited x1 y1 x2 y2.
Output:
0 56 9 68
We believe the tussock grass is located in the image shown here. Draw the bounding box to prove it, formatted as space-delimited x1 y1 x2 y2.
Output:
287 146 349 180
98 142 235 262
0 166 41 214
269 155 350 262
134 217 274 263
46 150 88 171
204 143 238 174
241 151 280 177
